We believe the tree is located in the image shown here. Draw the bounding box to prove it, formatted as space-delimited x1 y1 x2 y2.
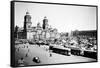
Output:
14 26 19 38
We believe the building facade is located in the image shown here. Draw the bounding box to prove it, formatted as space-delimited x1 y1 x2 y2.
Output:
15 12 60 41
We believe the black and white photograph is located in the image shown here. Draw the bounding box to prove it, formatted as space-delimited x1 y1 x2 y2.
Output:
11 1 97 67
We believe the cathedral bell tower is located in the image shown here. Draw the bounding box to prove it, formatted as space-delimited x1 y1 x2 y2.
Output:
42 16 48 29
23 11 32 39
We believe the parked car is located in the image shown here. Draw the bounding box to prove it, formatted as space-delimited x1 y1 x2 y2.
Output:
32 57 41 63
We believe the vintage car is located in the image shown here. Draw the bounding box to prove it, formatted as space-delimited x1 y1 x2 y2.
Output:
32 57 41 63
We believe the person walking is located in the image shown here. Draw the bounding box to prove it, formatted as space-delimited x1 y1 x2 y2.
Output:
25 53 28 57
17 57 25 66
49 50 52 57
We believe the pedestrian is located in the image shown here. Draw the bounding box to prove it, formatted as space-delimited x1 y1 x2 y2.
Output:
25 53 28 57
49 50 52 57
17 57 24 66
50 53 52 57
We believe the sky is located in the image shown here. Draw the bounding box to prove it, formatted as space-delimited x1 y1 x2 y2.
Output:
14 2 97 33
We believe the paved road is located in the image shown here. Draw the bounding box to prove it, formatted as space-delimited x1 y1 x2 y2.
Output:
15 44 96 66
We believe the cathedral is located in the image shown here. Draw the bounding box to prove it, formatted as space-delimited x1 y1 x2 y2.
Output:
14 12 60 41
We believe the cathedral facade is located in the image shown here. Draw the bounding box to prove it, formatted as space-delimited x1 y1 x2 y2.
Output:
15 12 60 41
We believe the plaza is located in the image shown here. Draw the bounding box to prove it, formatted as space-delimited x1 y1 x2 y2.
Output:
15 43 96 66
